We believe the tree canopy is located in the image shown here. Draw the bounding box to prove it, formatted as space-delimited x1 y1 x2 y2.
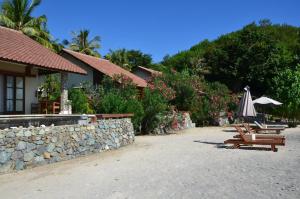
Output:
0 0 55 49
104 49 152 71
63 29 101 57
162 20 300 96
271 65 300 120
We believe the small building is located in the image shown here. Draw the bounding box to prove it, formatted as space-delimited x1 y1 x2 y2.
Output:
60 49 148 88
0 26 86 115
132 66 162 82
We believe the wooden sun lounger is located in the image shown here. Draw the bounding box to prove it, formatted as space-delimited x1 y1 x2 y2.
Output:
233 123 285 140
253 121 285 134
224 126 285 152
233 134 285 140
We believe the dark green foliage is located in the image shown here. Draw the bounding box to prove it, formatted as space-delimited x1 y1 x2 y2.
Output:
80 82 102 113
39 74 61 101
63 29 101 57
190 96 211 126
98 92 125 113
98 76 145 131
153 71 234 127
162 40 211 75
163 71 197 111
141 88 168 133
189 82 232 126
69 88 93 114
203 82 231 121
105 49 152 71
271 65 300 121
162 21 300 96
100 93 144 131
123 99 145 131
0 0 58 50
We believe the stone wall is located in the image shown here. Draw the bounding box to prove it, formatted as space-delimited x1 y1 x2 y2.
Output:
153 112 195 134
0 118 134 174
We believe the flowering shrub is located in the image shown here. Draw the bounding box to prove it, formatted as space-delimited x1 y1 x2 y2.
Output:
197 82 232 125
69 70 237 132
148 78 176 101
152 71 234 126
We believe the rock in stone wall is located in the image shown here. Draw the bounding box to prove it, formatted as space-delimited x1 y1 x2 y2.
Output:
0 118 134 174
153 112 195 135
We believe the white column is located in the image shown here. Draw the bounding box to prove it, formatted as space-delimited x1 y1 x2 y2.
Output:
60 72 71 114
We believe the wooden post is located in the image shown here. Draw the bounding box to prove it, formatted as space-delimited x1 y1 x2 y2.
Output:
59 72 70 114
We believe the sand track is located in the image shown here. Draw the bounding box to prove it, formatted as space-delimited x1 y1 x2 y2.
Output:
0 127 299 199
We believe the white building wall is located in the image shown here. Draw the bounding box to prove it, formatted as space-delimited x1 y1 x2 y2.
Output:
25 75 43 114
61 52 93 88
0 60 42 114
67 66 93 88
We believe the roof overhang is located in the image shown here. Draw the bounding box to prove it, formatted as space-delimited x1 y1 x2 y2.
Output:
0 57 86 75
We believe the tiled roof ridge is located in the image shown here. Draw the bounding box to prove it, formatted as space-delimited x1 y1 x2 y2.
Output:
63 48 108 61
138 66 162 74
0 25 23 34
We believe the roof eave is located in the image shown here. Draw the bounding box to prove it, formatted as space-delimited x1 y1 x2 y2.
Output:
0 57 87 75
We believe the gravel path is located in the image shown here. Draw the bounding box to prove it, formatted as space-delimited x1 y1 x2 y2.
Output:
0 127 299 199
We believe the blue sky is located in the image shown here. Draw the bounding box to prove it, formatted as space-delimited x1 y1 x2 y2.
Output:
19 0 300 62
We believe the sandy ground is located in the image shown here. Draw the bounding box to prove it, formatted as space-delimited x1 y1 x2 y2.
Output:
0 127 299 199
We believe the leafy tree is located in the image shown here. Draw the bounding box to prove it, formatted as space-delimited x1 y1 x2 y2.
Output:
162 21 300 96
105 49 130 70
271 65 300 122
162 40 211 75
105 48 152 71
39 74 61 101
161 70 197 111
63 29 101 57
0 0 54 49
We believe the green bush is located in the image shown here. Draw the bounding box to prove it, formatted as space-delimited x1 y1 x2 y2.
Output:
123 99 144 132
69 88 93 114
99 92 126 113
190 96 211 126
188 81 233 126
149 71 234 127
271 65 300 122
99 91 144 131
141 88 168 133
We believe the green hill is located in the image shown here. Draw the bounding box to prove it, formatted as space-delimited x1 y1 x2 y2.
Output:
162 20 300 96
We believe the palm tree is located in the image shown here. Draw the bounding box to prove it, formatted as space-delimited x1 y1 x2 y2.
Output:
105 49 130 70
0 0 53 49
63 29 101 57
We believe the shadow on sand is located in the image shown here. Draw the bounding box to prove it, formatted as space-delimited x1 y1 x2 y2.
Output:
194 140 274 151
222 129 237 133
194 140 227 149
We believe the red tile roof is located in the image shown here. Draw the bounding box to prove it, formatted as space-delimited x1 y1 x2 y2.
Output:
0 26 86 74
63 49 148 87
137 66 162 75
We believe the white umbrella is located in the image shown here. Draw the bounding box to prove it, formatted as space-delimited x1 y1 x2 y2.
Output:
253 97 282 105
238 86 257 117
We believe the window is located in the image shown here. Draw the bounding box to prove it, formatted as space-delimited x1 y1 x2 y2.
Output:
4 76 25 114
